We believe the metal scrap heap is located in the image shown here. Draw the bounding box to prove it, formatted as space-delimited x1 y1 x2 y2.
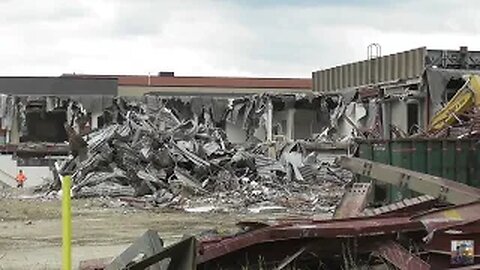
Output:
59 100 350 213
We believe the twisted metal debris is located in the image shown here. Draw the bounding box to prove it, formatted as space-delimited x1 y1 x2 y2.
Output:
56 99 351 212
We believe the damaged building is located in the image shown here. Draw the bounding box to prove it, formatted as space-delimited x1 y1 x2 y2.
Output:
0 74 314 145
64 73 325 144
67 74 320 144
0 74 319 187
0 76 116 144
225 93 338 143
0 74 312 145
0 75 349 213
312 46 480 140
9 48 480 269
0 77 117 185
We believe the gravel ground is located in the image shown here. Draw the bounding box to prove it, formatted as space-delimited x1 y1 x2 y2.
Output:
0 195 320 269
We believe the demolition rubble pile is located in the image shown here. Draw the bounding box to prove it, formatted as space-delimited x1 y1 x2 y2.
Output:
57 102 351 213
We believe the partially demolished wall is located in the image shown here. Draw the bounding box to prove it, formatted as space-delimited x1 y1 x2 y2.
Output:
0 95 113 144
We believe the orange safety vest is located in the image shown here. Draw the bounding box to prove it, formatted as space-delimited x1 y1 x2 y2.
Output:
16 173 26 183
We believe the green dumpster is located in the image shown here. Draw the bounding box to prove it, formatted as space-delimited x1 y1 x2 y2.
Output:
412 139 428 174
427 140 443 177
455 140 470 185
390 140 413 201
372 141 390 203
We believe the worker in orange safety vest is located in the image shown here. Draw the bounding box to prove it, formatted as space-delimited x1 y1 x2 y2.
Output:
15 170 27 188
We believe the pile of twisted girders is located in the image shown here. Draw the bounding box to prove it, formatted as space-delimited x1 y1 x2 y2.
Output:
79 196 480 270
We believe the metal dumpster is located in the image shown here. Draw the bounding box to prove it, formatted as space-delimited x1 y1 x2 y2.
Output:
356 138 480 203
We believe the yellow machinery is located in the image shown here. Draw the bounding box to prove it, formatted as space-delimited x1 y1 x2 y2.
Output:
428 75 480 132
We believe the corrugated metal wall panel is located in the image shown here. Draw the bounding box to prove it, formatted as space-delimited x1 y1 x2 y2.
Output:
348 64 354 87
312 72 317 93
373 58 380 83
312 47 427 92
351 63 360 86
407 51 415 78
399 52 404 78
320 70 324 92
393 53 399 80
335 67 340 90
381 57 391 81
326 69 331 92
362 60 368 85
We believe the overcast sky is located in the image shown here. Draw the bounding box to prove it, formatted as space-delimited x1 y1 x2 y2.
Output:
0 0 479 77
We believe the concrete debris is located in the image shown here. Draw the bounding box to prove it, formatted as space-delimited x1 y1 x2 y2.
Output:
247 205 287 214
43 99 352 213
184 206 218 213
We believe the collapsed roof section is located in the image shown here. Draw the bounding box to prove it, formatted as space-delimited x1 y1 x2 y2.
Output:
0 95 113 144
316 67 480 141
0 92 345 147
225 93 340 143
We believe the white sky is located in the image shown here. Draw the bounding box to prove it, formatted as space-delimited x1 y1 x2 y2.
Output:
0 0 479 77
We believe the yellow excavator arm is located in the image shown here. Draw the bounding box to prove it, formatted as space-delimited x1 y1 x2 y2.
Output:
428 75 480 132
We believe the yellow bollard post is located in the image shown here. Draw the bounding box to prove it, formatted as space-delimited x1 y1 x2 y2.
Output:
62 175 72 270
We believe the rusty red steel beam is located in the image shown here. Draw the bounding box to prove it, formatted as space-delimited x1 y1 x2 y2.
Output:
79 202 480 269
412 201 480 233
375 240 431 270
412 202 480 262
198 216 421 263
200 202 480 265
414 201 480 222
426 225 480 266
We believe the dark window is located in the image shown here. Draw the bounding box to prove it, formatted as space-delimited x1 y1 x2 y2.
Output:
407 103 419 134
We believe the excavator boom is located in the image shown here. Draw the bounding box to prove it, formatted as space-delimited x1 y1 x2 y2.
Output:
428 75 480 132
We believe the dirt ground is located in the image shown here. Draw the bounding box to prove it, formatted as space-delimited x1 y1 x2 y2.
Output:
0 190 318 270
